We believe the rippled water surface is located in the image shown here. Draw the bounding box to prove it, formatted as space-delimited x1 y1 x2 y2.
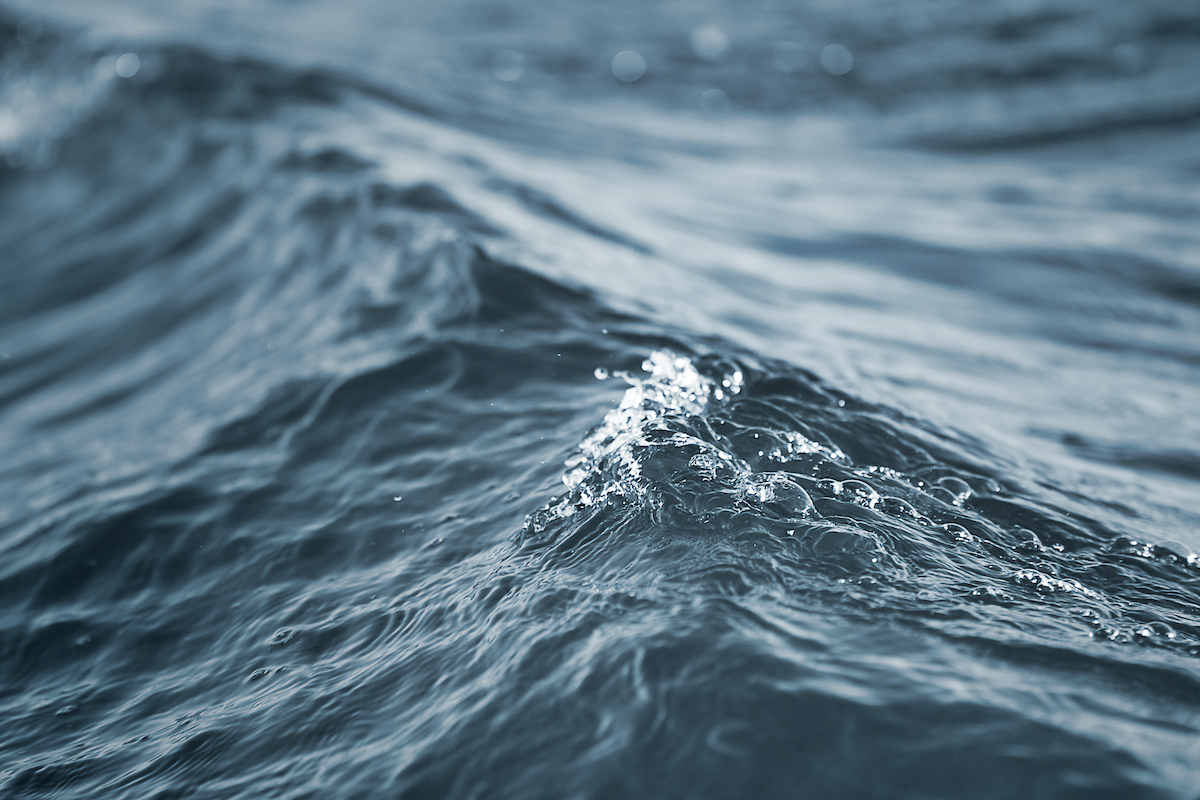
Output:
2 1 1200 798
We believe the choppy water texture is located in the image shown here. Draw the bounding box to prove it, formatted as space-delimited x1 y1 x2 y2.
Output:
3 2 1200 798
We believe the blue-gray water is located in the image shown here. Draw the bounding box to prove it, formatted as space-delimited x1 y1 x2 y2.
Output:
2 2 1200 798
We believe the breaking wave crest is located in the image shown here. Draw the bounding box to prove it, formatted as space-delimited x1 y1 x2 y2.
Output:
524 350 1200 667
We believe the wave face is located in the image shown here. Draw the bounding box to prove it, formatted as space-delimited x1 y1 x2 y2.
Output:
2 4 1200 799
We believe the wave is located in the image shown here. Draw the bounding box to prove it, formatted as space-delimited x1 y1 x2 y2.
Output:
4 10 1200 799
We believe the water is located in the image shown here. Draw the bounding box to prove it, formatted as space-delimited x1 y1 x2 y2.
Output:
2 2 1200 797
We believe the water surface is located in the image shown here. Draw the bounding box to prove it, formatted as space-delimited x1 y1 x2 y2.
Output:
2 2 1200 798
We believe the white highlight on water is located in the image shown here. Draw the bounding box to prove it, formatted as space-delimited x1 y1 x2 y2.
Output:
564 350 720 493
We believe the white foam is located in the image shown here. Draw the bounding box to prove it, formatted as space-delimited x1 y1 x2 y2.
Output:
527 351 739 532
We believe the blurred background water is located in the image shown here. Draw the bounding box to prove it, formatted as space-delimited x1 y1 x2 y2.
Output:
2 1 1200 798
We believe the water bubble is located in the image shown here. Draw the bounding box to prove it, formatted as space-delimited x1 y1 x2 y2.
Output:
819 44 854 76
1090 625 1129 644
940 523 974 543
1136 621 1177 641
935 476 971 505
1107 536 1148 557
699 88 731 118
967 586 1012 605
691 25 729 62
838 479 879 508
1158 541 1197 564
1012 569 1095 597
771 41 806 73
743 473 814 516
928 487 955 505
115 53 140 78
1113 43 1141 75
877 496 919 519
16 16 43 45
594 367 609 380
815 477 840 495
1013 529 1044 554
611 50 646 82
491 49 525 82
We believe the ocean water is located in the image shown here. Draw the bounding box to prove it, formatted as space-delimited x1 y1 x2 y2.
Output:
2 1 1200 798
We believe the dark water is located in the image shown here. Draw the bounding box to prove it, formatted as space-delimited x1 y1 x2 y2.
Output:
3 2 1200 798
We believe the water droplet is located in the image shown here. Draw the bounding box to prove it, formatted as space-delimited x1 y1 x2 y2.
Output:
594 367 609 380
819 44 854 76
611 50 646 83
492 49 525 82
691 25 729 62
115 53 140 78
